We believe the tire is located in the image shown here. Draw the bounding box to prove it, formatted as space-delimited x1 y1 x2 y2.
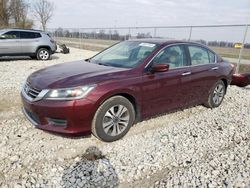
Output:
92 96 135 142
204 80 226 108
36 48 50 60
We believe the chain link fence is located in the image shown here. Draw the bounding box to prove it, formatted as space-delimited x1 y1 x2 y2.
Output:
47 24 250 73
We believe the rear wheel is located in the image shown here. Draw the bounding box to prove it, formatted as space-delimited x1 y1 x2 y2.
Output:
204 80 226 108
92 96 135 142
37 48 50 60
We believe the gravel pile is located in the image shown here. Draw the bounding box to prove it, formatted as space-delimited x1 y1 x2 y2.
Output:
0 48 249 187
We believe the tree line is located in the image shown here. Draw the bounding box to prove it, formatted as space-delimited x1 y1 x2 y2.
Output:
0 0 54 30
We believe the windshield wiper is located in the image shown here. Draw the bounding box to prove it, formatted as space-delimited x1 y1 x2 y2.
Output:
98 63 110 67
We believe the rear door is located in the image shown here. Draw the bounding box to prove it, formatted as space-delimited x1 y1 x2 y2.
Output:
20 31 41 53
0 31 20 54
187 45 220 103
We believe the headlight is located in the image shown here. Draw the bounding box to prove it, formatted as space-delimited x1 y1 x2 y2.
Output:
44 85 95 100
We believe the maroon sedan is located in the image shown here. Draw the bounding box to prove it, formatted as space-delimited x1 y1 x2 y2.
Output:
21 39 234 142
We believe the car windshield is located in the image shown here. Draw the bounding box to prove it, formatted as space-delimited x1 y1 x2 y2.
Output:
90 41 158 68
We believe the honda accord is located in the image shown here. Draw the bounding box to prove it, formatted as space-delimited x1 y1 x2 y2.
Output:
21 39 235 142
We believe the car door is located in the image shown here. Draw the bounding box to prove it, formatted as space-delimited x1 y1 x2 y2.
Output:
141 44 192 118
20 31 41 53
187 45 220 103
0 31 20 54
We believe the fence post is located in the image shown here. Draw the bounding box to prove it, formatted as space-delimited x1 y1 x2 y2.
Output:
128 27 131 39
79 29 81 49
154 27 157 38
188 26 193 41
109 29 111 40
236 24 249 74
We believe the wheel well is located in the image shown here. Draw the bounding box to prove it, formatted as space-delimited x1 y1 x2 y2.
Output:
36 46 51 53
221 78 228 89
112 93 141 123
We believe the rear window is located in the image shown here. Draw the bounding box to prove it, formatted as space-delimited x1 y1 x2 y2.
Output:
20 31 41 39
188 45 210 65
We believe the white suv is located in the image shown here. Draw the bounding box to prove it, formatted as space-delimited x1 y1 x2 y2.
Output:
0 29 57 60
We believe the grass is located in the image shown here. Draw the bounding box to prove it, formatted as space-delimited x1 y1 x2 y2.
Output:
232 63 250 73
210 46 250 60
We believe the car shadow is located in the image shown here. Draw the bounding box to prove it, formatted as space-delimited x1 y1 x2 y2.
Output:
41 129 92 140
61 146 119 188
0 55 59 61
243 86 250 90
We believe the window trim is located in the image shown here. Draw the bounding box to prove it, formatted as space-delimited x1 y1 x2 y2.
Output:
145 42 218 70
186 44 217 66
208 50 216 63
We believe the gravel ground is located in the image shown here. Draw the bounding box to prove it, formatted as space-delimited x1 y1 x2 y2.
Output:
0 47 249 188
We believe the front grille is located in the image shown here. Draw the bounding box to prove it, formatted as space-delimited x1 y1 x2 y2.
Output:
24 82 41 99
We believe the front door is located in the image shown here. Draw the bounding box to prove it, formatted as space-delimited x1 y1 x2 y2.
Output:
0 31 20 54
141 44 192 118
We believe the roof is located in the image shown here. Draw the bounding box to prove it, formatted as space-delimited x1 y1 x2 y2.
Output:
129 38 211 48
129 38 198 45
0 28 45 33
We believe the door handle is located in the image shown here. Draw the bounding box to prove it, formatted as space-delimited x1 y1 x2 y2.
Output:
211 67 219 70
182 72 191 76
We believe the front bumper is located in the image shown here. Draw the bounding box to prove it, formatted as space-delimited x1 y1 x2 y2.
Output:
51 43 57 54
21 94 96 135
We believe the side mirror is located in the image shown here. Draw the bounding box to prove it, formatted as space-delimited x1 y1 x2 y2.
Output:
151 64 169 73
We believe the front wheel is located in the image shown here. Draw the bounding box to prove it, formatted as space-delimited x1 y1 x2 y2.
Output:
204 80 226 108
37 48 50 60
92 96 135 142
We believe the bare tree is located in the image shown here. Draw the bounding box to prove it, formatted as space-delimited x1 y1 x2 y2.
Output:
9 0 33 28
0 0 10 27
9 0 23 25
33 0 54 31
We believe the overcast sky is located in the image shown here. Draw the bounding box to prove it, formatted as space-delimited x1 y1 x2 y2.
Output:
44 0 250 42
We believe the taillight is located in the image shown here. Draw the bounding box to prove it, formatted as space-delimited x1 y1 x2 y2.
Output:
230 63 236 73
50 39 55 44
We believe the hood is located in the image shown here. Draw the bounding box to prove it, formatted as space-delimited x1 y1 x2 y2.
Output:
27 60 128 89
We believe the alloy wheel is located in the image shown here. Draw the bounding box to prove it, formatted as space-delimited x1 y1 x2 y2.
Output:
212 83 224 105
102 105 130 137
39 50 49 60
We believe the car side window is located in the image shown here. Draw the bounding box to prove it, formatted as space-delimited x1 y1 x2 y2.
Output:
208 51 216 63
188 46 209 65
153 45 187 69
20 32 41 39
1 31 19 39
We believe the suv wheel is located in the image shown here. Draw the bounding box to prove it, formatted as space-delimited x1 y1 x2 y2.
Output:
92 96 135 142
37 48 50 60
204 80 226 108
